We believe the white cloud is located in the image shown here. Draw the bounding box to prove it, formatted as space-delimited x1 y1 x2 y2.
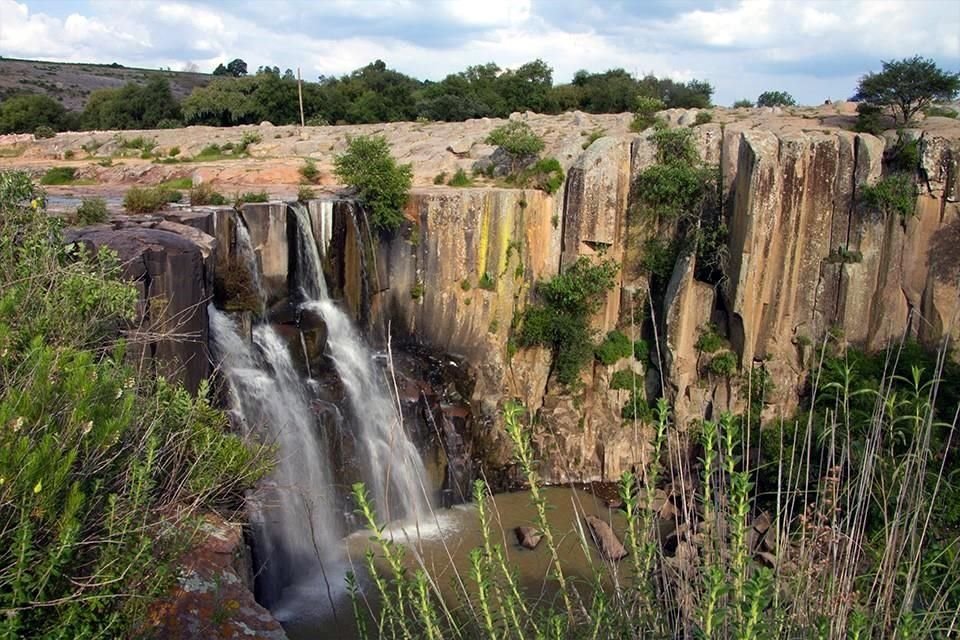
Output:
0 0 957 105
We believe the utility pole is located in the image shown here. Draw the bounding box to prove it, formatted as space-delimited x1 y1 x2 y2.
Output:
297 67 305 127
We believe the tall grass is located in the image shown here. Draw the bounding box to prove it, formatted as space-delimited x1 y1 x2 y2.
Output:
348 331 959 639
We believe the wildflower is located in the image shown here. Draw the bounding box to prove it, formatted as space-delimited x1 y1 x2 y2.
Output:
9 416 24 433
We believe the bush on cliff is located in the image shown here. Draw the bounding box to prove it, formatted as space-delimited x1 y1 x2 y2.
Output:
0 170 270 637
334 135 413 232
860 173 917 220
518 257 619 385
485 121 545 173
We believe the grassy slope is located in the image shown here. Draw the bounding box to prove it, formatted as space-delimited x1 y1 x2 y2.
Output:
0 57 213 111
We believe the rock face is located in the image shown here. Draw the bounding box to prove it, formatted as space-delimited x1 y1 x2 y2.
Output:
55 112 960 491
66 215 218 392
143 515 287 640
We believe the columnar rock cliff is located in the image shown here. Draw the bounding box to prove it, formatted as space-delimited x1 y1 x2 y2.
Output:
62 113 959 487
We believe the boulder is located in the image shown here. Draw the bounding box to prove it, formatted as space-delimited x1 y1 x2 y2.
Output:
66 224 214 393
143 514 287 639
514 526 542 549
584 515 627 561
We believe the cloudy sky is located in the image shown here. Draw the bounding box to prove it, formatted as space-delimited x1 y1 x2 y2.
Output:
1 0 958 105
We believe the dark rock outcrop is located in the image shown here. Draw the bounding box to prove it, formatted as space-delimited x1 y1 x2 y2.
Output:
67 218 216 393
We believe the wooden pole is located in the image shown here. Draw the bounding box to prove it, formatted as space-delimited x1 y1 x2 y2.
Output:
297 67 305 127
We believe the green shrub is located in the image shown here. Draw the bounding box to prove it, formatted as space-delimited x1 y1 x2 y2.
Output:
237 131 261 153
159 177 193 190
478 271 497 291
924 104 959 119
633 338 649 363
167 146 181 157
827 246 863 263
297 185 316 202
39 166 77 185
447 168 473 187
189 182 227 206
433 171 447 185
123 186 177 213
63 149 75 160
648 126 699 165
854 102 885 135
708 351 737 376
0 170 270 637
693 110 713 125
732 99 753 108
300 158 320 183
581 128 605 149
630 95 665 132
410 280 424 300
609 369 643 391
485 121 545 171
595 330 633 365
75 197 108 225
860 173 917 220
518 157 564 194
459 278 471 291
235 190 269 204
518 257 619 385
334 135 412 232
888 136 920 173
756 90 796 107
633 163 713 220
695 323 724 353
488 319 499 334
156 118 182 129
33 125 56 139
118 136 156 153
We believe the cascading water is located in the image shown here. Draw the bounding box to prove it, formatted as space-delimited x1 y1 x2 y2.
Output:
290 202 328 300
289 200 430 522
233 214 267 313
305 298 430 522
209 308 341 607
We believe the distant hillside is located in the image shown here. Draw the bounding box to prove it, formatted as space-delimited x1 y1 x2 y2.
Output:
0 57 213 111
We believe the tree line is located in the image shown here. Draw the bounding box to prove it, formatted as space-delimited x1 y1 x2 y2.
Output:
0 58 714 134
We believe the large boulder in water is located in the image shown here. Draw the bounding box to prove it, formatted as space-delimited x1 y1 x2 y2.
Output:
584 515 627 561
514 526 542 550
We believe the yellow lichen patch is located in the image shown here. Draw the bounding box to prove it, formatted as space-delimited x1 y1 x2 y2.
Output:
476 197 491 280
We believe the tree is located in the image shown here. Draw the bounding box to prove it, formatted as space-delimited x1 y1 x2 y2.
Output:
212 63 229 76
226 58 248 77
485 121 545 171
334 135 413 232
0 93 66 134
757 91 796 107
854 56 960 124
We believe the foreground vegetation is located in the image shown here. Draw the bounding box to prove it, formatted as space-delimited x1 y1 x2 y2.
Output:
0 170 270 638
349 329 960 638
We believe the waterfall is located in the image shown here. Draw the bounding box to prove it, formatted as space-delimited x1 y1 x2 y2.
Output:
307 199 334 259
209 306 341 605
290 202 328 300
292 199 429 522
304 298 430 523
233 214 266 312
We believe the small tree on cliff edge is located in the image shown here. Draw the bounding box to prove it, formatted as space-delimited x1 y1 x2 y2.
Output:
486 121 545 173
334 135 413 232
854 56 960 124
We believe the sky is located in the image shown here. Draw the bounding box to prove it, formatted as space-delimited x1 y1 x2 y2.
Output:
1 0 958 106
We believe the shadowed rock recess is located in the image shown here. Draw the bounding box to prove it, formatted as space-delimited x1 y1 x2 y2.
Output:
40 112 958 632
